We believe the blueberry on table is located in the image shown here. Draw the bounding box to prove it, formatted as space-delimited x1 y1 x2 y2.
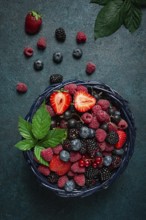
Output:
72 48 82 59
34 59 44 70
53 52 63 64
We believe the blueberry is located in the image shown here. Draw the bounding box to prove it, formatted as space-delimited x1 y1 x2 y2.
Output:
88 128 95 138
114 111 121 116
34 59 44 70
100 123 109 131
72 48 82 59
114 149 124 156
103 156 112 166
108 107 115 115
53 52 63 63
71 139 81 151
51 119 57 128
68 119 77 128
64 180 75 192
112 115 121 124
60 150 70 162
79 126 90 139
63 111 72 120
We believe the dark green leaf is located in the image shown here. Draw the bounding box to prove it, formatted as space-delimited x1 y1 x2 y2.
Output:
94 0 124 39
124 1 142 32
32 103 51 140
34 145 49 166
90 0 112 5
18 116 33 140
132 0 146 6
15 139 34 151
41 128 67 148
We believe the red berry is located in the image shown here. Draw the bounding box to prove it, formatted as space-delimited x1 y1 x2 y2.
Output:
64 83 77 95
81 113 93 124
86 62 96 75
79 159 85 167
95 157 103 166
76 32 87 43
24 47 33 57
16 82 28 93
76 85 88 93
97 99 110 111
25 11 42 34
85 160 91 167
92 162 97 168
95 129 107 142
37 37 47 49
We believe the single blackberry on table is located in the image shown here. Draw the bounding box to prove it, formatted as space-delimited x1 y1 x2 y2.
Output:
62 139 72 152
86 139 98 156
50 74 63 84
68 128 79 140
106 131 119 145
55 27 66 42
48 172 59 183
99 167 111 182
85 166 99 179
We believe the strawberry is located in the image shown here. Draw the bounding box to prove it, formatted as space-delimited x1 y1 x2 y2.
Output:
50 91 72 115
115 130 127 149
49 155 71 176
74 91 96 112
25 11 42 34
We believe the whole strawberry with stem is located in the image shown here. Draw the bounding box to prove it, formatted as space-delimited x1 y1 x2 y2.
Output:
25 11 42 34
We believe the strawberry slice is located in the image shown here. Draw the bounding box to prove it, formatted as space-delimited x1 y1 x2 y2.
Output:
50 91 72 115
74 91 96 112
49 155 71 176
115 130 127 149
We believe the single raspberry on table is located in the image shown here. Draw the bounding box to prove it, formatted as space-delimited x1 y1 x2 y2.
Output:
41 148 53 162
76 32 87 43
71 161 85 173
81 113 93 124
74 174 85 186
64 83 77 95
86 62 96 75
76 85 88 93
53 145 63 155
58 175 68 188
95 129 107 142
24 47 33 57
88 116 100 129
16 82 28 93
96 110 110 122
46 105 55 117
37 37 47 49
70 152 82 162
38 165 50 176
97 99 110 111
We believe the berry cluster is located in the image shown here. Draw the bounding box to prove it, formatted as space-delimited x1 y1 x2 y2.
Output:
35 83 128 192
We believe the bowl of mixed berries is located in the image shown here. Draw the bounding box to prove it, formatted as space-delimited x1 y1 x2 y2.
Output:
16 79 136 197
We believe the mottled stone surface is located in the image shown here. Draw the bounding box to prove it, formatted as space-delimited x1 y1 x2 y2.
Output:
0 0 146 219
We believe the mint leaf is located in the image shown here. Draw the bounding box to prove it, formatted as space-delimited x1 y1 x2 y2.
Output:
15 139 34 151
18 116 33 140
34 145 49 166
32 103 51 140
124 0 142 32
94 0 124 39
90 0 112 5
41 128 67 148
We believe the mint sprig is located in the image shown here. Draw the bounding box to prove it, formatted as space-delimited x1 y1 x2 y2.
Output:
34 145 49 166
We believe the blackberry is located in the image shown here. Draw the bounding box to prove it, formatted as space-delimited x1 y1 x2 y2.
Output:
111 156 122 169
85 166 99 179
50 74 63 84
48 172 59 183
86 139 98 156
85 178 96 188
80 145 87 154
106 131 119 145
99 167 111 182
68 128 79 140
55 27 66 42
62 139 72 152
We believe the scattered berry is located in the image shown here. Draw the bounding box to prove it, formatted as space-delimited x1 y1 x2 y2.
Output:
60 150 70 162
97 99 110 111
64 180 75 192
72 48 83 59
53 51 63 64
74 174 85 186
81 113 93 124
53 145 63 155
38 165 50 176
106 131 119 145
64 83 77 95
76 32 87 43
86 62 96 75
41 148 53 162
25 11 42 34
24 47 33 57
37 37 47 49
16 83 28 93
88 116 100 129
34 59 44 71
55 27 66 42
50 74 63 84
118 119 128 130
95 129 107 142
70 152 82 162
76 85 88 93
58 175 68 188
71 162 85 173
46 105 55 117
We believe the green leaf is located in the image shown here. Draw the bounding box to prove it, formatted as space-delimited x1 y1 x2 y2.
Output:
18 116 33 140
34 145 49 166
94 0 124 39
90 0 112 5
41 128 67 148
15 139 34 151
32 103 51 140
132 0 146 6
124 0 142 33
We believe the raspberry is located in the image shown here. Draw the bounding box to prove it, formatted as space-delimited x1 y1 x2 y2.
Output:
76 32 87 43
67 171 75 177
118 119 128 130
76 85 88 93
71 162 85 173
88 116 100 129
95 129 107 142
96 110 110 122
102 152 112 156
60 119 67 128
105 144 114 152
37 37 47 49
38 165 50 176
97 99 110 111
16 82 28 93
55 27 66 42
24 47 33 57
92 105 102 115
64 83 77 95
58 175 68 188
41 148 53 162
98 141 106 151
74 174 85 186
46 105 55 117
70 152 82 162
53 145 63 155
86 62 96 75
108 122 118 132
81 113 93 124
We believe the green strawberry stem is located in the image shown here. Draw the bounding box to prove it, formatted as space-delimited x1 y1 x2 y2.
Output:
31 11 42 20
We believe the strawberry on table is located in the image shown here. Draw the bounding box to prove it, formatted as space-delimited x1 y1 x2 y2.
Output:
74 91 96 112
50 91 72 115
25 11 42 34
115 130 127 149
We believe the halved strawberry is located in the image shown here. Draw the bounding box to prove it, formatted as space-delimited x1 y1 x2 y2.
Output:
115 130 127 149
50 91 72 115
74 91 96 112
49 155 71 176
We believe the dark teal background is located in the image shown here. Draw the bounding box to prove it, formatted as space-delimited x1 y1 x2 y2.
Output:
0 0 146 219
